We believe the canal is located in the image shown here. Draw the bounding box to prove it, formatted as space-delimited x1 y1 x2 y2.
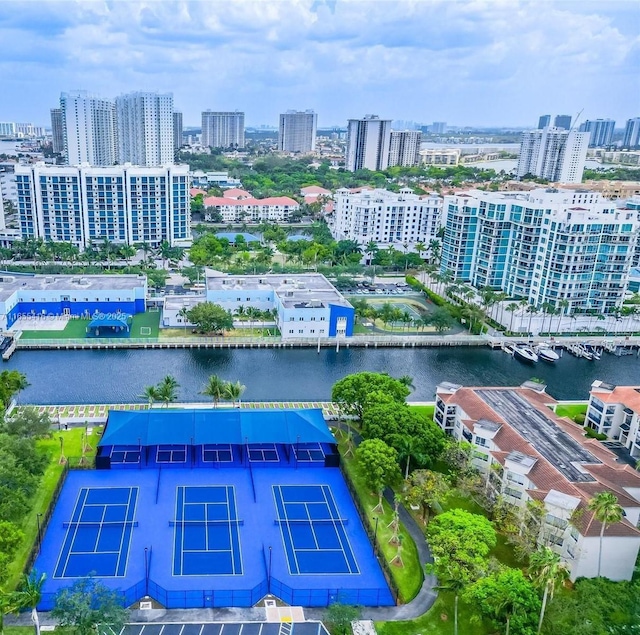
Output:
6 347 639 404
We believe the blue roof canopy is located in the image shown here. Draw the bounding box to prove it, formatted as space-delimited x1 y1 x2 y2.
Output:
99 408 336 447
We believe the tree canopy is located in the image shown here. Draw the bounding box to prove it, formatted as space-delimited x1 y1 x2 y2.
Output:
186 302 234 334
52 577 128 635
331 372 410 419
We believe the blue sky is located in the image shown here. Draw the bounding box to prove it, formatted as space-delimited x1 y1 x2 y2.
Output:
0 0 638 128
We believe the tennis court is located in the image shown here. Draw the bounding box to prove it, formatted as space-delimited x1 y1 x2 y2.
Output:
172 485 243 576
368 300 424 320
54 486 138 578
274 485 358 576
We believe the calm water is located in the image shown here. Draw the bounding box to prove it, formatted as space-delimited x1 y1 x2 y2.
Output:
5 347 639 404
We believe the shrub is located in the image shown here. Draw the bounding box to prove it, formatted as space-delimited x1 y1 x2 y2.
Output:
574 413 586 425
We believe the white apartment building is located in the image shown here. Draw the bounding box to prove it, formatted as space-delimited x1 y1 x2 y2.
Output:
60 91 117 166
419 148 460 165
587 381 640 460
623 118 640 149
579 119 616 148
441 188 639 313
16 162 190 248
278 111 317 153
330 188 442 251
0 123 17 137
345 115 391 172
201 111 245 149
516 127 589 184
435 381 640 581
115 92 174 166
203 192 299 223
388 131 421 167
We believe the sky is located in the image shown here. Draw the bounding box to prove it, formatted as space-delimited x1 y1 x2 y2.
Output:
0 0 638 129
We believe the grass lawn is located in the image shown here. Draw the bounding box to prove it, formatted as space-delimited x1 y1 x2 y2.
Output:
410 405 435 419
377 592 492 635
554 403 588 419
5 426 102 590
19 312 160 340
159 326 280 339
338 435 423 604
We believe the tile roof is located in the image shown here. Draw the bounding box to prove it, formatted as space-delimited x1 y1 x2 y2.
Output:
223 188 252 198
593 385 640 413
301 185 331 195
204 196 300 207
439 384 640 539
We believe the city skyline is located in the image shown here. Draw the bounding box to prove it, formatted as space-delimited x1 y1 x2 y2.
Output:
0 0 638 128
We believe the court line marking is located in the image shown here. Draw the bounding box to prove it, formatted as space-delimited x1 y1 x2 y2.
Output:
275 483 360 576
53 487 87 579
273 485 301 575
172 485 243 577
116 487 139 577
321 485 360 575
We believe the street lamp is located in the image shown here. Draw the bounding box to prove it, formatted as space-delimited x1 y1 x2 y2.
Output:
373 516 379 556
36 513 43 550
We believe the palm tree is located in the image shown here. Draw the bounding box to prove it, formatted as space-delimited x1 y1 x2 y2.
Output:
0 588 21 635
14 570 46 635
202 374 227 407
224 380 246 407
156 375 179 407
556 298 570 333
398 375 415 391
506 302 520 333
587 492 624 577
528 547 569 634
140 385 159 407
526 304 538 335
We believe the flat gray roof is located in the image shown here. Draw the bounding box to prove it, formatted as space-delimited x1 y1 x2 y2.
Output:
0 273 146 302
206 274 352 309
475 389 600 483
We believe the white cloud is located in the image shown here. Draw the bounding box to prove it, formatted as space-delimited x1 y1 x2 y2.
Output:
0 0 637 126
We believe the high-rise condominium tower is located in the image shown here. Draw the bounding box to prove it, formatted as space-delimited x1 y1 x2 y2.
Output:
277 110 317 153
538 115 551 129
579 119 616 147
516 128 589 183
50 108 64 154
554 115 572 130
173 112 183 150
388 130 421 167
60 91 117 166
622 118 640 149
345 115 391 172
201 111 245 149
115 92 174 166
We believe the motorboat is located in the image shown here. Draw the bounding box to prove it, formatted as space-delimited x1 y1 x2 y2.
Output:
536 343 559 363
584 344 601 360
502 343 517 356
513 345 538 364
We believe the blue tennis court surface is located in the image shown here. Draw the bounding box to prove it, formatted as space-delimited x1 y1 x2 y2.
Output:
274 485 358 575
173 485 243 576
54 486 138 578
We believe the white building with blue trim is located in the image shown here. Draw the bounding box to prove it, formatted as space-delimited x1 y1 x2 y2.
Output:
0 273 147 331
16 162 190 248
162 273 354 339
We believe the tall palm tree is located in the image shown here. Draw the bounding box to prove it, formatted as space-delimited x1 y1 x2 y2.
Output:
140 385 159 407
224 380 246 407
156 375 179 407
14 570 46 635
556 298 570 333
398 375 415 391
506 302 520 333
587 492 624 577
0 587 21 635
202 374 227 407
528 547 569 634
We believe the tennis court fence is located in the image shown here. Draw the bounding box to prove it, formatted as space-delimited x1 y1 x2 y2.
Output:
23 458 97 577
339 463 400 605
269 577 393 607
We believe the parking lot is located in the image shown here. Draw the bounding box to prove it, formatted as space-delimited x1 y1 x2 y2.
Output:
340 281 414 296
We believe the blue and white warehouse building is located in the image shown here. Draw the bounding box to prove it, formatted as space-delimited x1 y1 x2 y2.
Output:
162 273 354 339
0 273 147 330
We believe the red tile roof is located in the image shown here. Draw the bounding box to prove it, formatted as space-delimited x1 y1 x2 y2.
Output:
203 196 300 207
592 385 640 413
301 185 331 195
190 188 207 197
